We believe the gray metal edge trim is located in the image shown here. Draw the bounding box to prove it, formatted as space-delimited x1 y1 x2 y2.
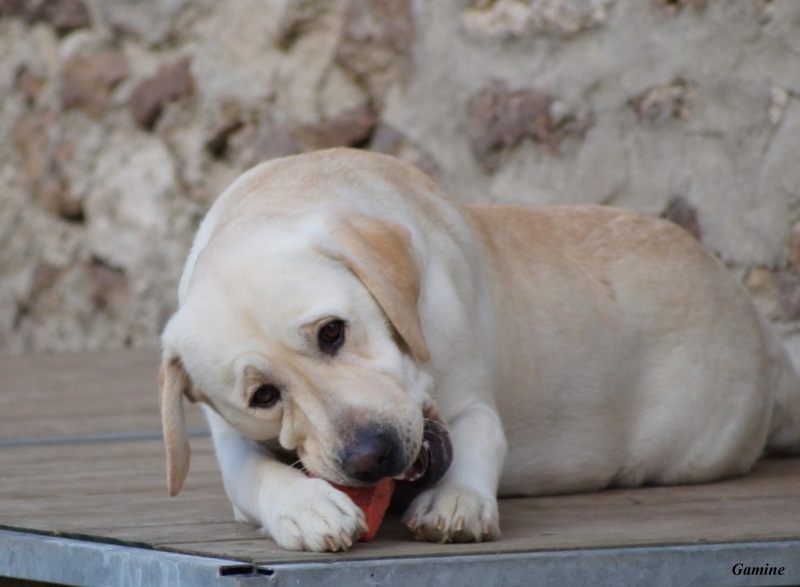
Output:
2 528 800 587
0 529 245 587
256 541 800 587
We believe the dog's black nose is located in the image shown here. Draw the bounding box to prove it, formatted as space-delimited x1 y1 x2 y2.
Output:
341 428 401 484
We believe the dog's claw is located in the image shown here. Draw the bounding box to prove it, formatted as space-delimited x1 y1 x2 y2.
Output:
454 516 465 532
341 531 353 549
482 520 496 539
357 517 369 534
324 535 338 552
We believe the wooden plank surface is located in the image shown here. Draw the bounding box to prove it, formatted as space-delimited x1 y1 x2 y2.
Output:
1 350 799 566
0 350 206 440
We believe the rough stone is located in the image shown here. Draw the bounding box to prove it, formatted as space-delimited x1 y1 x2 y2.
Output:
0 0 90 36
96 0 188 47
204 97 243 158
293 105 378 151
777 271 800 321
60 51 128 118
29 0 90 36
13 113 83 222
335 0 414 100
129 56 194 129
462 0 612 39
2 0 800 353
467 80 593 172
629 79 695 125
15 65 46 104
0 0 25 17
654 0 709 16
369 124 441 181
277 0 327 50
660 196 701 241
787 221 800 269
87 257 130 312
224 102 300 169
187 0 284 110
84 129 177 275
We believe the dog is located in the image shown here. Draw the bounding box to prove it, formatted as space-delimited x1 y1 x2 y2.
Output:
159 148 800 552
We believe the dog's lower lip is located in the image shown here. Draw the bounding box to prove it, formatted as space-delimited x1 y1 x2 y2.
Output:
397 418 453 488
399 439 430 482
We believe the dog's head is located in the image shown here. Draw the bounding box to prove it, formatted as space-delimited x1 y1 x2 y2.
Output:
159 199 453 496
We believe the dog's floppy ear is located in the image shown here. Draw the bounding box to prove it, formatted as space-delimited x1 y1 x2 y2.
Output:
158 353 194 496
326 213 430 363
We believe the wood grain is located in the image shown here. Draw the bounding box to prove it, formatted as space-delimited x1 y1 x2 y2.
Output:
1 350 799 565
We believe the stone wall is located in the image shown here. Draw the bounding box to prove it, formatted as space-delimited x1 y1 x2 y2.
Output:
2 0 800 353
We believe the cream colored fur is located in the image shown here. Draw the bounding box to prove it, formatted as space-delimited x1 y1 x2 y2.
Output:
160 148 800 552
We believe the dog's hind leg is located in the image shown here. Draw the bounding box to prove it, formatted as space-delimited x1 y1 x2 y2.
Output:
765 327 800 455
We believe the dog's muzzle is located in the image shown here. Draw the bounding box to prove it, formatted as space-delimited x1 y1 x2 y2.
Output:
337 416 453 489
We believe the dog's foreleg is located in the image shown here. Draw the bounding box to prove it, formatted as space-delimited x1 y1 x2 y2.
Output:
402 403 507 542
204 408 367 552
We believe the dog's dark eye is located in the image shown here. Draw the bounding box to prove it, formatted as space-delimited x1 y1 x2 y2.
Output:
249 384 281 409
318 319 345 355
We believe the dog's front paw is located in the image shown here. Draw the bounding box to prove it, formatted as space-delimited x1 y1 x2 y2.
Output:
402 485 500 543
264 477 368 552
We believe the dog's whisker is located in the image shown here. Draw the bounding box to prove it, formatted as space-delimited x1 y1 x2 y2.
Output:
290 458 309 474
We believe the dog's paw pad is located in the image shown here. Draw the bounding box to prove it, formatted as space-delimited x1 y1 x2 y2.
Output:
402 485 500 543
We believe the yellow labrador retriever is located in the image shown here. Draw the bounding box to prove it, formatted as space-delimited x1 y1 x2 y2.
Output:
159 148 800 552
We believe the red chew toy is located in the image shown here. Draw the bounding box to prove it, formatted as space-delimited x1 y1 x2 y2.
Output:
309 474 395 541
